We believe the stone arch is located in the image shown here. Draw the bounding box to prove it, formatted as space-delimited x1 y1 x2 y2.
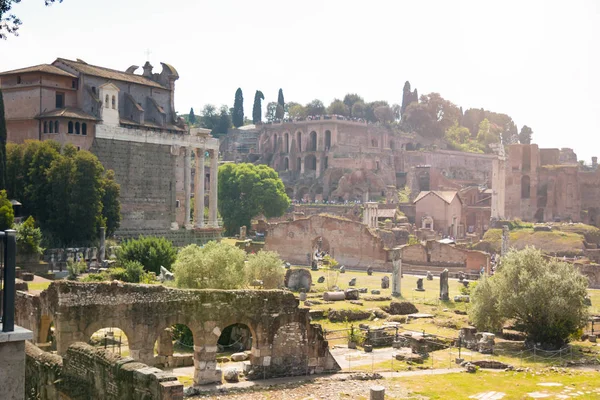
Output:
325 130 331 149
285 186 294 199
38 315 54 345
521 175 531 198
311 236 330 253
297 186 309 201
305 154 317 171
153 323 195 368
309 131 317 151
87 325 132 357
283 157 289 171
217 323 253 353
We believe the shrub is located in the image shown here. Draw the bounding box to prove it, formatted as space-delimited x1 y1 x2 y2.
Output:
107 267 127 281
0 189 14 230
470 247 589 349
328 308 371 322
81 273 107 282
245 250 285 289
67 260 86 280
460 281 477 296
172 241 247 289
16 216 43 255
122 260 145 283
117 236 177 274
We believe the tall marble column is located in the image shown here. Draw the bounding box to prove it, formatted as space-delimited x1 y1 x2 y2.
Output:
208 150 219 227
184 147 192 228
194 148 205 228
392 257 402 297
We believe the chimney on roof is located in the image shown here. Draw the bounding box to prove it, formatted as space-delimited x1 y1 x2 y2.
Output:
593 157 598 169
142 61 153 78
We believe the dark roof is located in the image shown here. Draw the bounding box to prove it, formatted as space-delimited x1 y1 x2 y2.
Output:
54 58 167 89
119 118 185 132
0 64 77 78
36 107 99 121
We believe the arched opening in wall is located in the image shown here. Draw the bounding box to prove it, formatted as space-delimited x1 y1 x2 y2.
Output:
325 130 331 150
534 208 545 223
537 184 548 207
522 146 531 172
153 324 195 368
297 186 309 201
311 235 331 254
283 157 289 171
112 95 116 109
323 156 328 170
273 134 278 152
305 155 317 171
82 123 87 136
75 122 80 135
521 175 531 199
415 143 423 150
285 187 294 199
284 133 289 153
54 121 59 133
218 323 253 354
39 315 55 351
297 131 302 152
296 157 302 172
371 139 378 147
309 131 317 151
105 95 109 108
49 121 54 133
89 327 130 356
43 121 48 133
68 121 73 134
405 143 415 151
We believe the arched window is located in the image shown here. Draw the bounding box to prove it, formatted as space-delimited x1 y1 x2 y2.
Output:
521 175 531 199
297 157 302 172
325 130 331 150
284 157 289 171
284 133 289 152
68 121 73 134
309 131 317 151
82 123 87 136
112 95 116 109
43 121 48 133
75 122 80 135
105 95 109 108
49 121 54 133
54 121 59 133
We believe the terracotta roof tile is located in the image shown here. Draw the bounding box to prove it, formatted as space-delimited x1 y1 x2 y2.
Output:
0 64 77 78
36 107 98 121
413 191 461 205
54 58 167 89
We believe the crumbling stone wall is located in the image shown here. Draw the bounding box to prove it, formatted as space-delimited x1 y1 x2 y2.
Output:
16 281 340 386
25 341 183 400
399 241 489 274
265 214 391 269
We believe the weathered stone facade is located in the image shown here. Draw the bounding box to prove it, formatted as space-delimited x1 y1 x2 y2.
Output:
399 241 490 275
25 341 183 399
16 282 340 385
492 143 600 225
264 214 405 270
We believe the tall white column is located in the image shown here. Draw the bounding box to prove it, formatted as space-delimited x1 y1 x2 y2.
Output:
208 150 219 227
194 148 205 228
184 147 192 228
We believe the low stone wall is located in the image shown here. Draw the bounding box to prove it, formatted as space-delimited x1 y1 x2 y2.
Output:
576 263 600 288
25 341 183 400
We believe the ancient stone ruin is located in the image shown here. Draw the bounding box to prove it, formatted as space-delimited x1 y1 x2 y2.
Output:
16 281 340 386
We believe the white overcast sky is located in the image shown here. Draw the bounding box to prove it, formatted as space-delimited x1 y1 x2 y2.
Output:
2 0 599 162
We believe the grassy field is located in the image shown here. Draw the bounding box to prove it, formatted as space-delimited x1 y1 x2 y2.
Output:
479 228 585 255
26 281 52 291
398 370 600 399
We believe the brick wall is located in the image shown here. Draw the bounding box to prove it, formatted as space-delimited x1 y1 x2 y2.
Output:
25 341 183 400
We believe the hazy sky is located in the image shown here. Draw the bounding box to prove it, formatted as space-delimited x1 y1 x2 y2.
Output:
2 0 599 162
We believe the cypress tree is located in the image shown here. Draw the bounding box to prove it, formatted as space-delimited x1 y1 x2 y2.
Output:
275 88 285 120
252 90 264 124
232 88 244 128
189 107 196 124
0 89 7 190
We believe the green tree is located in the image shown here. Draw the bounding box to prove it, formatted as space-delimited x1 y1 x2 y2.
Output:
401 81 418 115
365 100 389 123
252 90 264 124
200 104 219 130
218 163 290 236
25 140 61 226
265 101 278 122
342 93 363 116
188 107 196 125
0 0 62 39
469 247 589 349
0 189 14 230
374 105 394 124
305 99 325 116
122 260 145 283
232 88 244 128
276 88 285 120
351 101 366 119
172 241 247 289
519 125 533 144
215 105 231 136
15 216 42 255
327 99 349 116
0 88 6 190
102 169 121 237
287 102 306 120
245 250 285 289
117 236 177 275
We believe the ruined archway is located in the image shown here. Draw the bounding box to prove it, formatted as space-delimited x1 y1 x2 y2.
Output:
88 327 130 357
311 236 330 253
217 323 253 353
153 323 195 368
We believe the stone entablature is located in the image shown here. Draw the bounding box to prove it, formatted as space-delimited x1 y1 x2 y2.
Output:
16 282 340 385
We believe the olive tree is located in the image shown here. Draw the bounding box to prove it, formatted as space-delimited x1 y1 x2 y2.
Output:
245 250 285 289
469 247 589 349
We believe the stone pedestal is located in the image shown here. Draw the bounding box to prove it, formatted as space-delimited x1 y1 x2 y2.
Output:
370 385 385 400
0 325 33 400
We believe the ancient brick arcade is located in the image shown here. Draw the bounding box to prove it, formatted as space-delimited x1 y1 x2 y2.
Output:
16 282 340 385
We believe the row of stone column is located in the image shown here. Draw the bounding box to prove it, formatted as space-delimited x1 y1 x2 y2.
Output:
182 148 219 229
